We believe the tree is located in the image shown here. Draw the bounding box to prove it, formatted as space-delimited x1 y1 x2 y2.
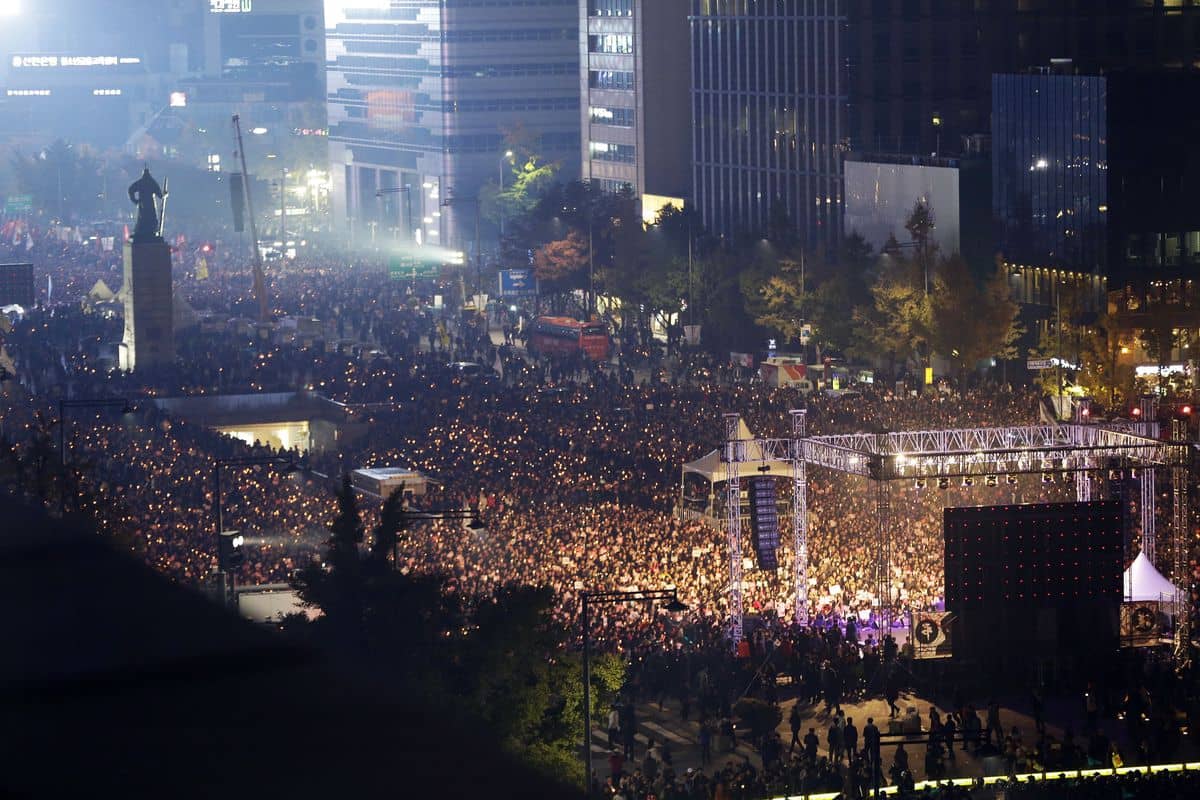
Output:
853 252 931 376
745 255 810 345
367 486 407 571
292 473 365 641
479 125 560 230
928 254 1022 381
1077 313 1135 408
533 230 589 283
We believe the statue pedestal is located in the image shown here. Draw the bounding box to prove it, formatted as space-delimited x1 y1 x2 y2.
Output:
119 240 174 371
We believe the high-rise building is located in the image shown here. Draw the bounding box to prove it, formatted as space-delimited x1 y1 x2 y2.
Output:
689 0 845 248
846 0 1200 158
992 72 1108 276
326 0 581 252
993 68 1200 288
579 0 691 212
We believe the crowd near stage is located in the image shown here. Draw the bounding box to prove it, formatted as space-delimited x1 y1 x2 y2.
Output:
1 231 1198 799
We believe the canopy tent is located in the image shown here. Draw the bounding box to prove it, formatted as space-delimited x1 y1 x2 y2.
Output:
681 418 793 483
88 279 115 302
679 419 792 518
1124 551 1179 602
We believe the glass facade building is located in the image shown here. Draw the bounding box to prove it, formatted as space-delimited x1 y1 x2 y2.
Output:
689 0 845 247
326 0 580 250
992 73 1108 274
847 1 1200 159
994 69 1200 285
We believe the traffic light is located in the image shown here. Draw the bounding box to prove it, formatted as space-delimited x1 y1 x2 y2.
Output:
218 530 245 570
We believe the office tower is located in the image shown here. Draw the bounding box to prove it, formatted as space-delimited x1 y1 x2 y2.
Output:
847 0 1200 158
579 0 691 214
326 0 581 251
993 68 1200 288
690 0 845 248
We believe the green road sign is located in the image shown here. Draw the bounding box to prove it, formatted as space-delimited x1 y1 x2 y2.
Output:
389 255 440 280
4 195 33 215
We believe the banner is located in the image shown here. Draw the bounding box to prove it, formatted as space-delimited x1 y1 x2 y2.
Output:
683 324 701 346
1120 601 1161 647
911 611 954 659
730 352 754 368
196 257 209 280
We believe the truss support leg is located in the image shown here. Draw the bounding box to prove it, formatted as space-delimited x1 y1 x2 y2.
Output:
1075 462 1092 503
723 413 744 646
875 478 892 635
1171 421 1191 671
790 409 808 626
1141 467 1156 565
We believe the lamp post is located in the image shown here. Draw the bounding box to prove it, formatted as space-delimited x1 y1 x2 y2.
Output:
213 455 300 606
499 150 514 237
58 397 132 514
579 588 686 788
441 195 482 303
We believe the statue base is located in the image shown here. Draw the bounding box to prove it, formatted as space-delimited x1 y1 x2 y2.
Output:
119 240 174 371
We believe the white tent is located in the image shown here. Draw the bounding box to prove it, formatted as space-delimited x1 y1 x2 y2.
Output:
680 418 793 483
88 279 115 302
679 419 793 517
1124 551 1179 602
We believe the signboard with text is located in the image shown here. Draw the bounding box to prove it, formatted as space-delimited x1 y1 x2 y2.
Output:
210 0 253 11
388 255 439 281
498 268 536 297
11 55 143 70
4 195 33 215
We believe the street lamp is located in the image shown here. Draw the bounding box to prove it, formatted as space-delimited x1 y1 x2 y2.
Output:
58 397 133 514
579 588 687 787
441 195 482 304
499 150 515 237
213 455 301 606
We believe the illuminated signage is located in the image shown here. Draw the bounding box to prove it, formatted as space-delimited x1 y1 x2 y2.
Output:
210 0 252 11
169 91 187 107
92 89 122 96
11 55 142 69
6 89 50 96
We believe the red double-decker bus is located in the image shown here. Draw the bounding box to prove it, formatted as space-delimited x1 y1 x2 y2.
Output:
526 316 610 361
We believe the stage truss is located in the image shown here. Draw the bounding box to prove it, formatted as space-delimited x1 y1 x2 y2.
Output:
721 412 1193 666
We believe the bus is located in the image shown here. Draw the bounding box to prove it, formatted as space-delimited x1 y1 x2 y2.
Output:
526 316 610 361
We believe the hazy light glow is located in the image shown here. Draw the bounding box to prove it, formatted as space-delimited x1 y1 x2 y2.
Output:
0 1 21 16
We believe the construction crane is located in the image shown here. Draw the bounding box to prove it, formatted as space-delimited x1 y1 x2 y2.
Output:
232 114 269 323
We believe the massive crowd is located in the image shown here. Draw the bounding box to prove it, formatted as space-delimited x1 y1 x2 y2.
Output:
2 231 1198 798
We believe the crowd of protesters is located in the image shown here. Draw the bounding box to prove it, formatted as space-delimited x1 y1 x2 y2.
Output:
2 232 1199 799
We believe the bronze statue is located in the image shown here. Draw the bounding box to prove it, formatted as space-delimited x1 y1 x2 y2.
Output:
128 167 168 243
